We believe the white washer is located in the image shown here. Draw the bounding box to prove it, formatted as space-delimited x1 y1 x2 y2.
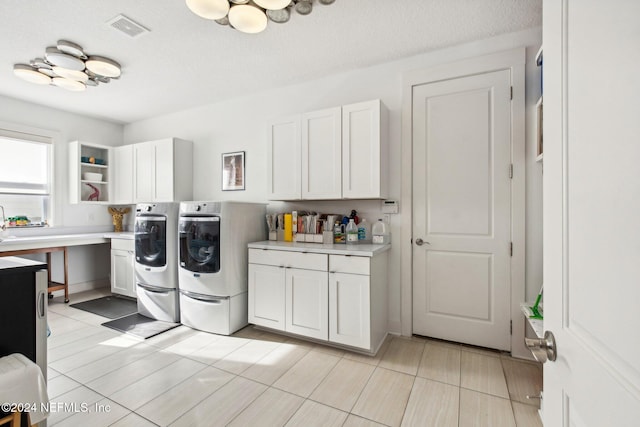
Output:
134 202 180 322
178 201 266 335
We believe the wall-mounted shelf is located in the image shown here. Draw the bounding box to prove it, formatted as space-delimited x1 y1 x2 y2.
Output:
69 141 112 204
80 162 108 169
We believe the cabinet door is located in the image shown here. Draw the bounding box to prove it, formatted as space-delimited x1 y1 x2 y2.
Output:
329 272 370 349
153 139 175 202
248 263 286 330
301 107 342 200
286 268 328 340
268 115 301 200
111 249 135 298
342 99 387 199
113 145 133 204
133 142 154 203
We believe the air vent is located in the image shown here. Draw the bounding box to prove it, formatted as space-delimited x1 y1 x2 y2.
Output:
106 14 149 38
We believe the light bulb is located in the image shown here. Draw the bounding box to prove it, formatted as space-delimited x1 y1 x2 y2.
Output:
228 4 268 34
185 0 230 20
52 77 86 91
254 0 291 10
13 64 51 85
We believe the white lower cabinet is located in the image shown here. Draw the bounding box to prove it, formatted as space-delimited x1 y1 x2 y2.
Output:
329 272 370 349
248 246 388 353
110 239 136 298
286 268 328 340
328 254 387 352
248 263 286 330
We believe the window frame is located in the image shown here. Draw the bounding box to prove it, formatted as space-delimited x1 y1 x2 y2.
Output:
0 125 55 226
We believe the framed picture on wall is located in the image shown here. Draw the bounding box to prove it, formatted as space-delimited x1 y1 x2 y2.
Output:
222 151 245 191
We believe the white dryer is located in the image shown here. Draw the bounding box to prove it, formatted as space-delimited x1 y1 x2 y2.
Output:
178 201 266 335
134 202 180 322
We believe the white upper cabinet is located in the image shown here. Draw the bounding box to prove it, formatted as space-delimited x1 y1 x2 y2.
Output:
342 99 388 199
267 115 301 201
69 141 112 204
267 100 387 201
113 145 133 204
133 138 193 203
153 140 176 202
301 107 342 200
133 141 154 203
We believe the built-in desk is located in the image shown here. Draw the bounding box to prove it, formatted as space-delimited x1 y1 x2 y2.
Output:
0 233 109 302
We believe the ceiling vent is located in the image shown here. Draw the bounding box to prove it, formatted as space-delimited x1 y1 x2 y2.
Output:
106 14 149 38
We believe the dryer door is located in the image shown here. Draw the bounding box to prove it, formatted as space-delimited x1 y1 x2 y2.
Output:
135 215 167 268
179 216 220 273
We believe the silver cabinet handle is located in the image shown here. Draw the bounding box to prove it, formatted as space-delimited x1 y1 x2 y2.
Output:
415 238 430 246
525 330 557 363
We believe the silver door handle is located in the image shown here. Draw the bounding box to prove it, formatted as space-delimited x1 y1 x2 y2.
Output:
415 238 430 246
525 330 557 363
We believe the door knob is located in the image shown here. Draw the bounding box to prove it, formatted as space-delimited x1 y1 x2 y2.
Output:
415 238 430 246
525 330 557 363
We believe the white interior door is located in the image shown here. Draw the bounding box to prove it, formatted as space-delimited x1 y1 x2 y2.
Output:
543 0 640 424
412 69 512 351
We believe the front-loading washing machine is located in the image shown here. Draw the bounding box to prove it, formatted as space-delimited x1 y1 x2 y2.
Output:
134 202 180 322
178 201 266 334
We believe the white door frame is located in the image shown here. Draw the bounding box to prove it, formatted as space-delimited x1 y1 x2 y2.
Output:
400 48 528 357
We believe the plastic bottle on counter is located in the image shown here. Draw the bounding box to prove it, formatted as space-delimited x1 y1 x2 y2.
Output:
372 219 390 244
334 221 345 244
346 218 358 244
357 218 368 241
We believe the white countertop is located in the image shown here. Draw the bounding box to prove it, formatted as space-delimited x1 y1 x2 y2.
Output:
103 232 135 240
0 256 47 270
248 240 391 257
0 232 110 252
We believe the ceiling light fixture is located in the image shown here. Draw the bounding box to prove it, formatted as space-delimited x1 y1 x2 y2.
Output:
13 40 121 91
186 0 335 34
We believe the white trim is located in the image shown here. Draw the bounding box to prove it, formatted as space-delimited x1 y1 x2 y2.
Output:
48 279 110 298
0 120 61 226
400 48 527 356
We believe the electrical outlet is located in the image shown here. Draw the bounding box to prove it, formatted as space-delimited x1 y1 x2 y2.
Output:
383 214 390 224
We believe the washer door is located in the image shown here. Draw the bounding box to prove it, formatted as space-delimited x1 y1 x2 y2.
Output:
135 215 167 268
179 216 220 273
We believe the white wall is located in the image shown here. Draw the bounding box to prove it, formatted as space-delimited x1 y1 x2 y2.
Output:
125 28 543 335
0 95 124 289
0 95 125 228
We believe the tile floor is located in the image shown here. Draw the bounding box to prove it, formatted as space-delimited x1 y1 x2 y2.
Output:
45 289 543 427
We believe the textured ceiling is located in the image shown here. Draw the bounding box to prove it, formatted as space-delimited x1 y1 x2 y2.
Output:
0 0 541 124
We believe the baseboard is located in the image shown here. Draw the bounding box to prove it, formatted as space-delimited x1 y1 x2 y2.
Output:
388 320 402 336
49 278 110 297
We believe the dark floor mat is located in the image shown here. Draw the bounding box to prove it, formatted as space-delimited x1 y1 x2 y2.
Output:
101 313 180 339
70 296 137 319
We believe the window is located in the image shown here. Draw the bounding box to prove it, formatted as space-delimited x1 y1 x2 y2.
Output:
0 129 52 227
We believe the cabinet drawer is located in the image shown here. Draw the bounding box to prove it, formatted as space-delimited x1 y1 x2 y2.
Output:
111 238 134 251
329 255 370 275
249 248 327 271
